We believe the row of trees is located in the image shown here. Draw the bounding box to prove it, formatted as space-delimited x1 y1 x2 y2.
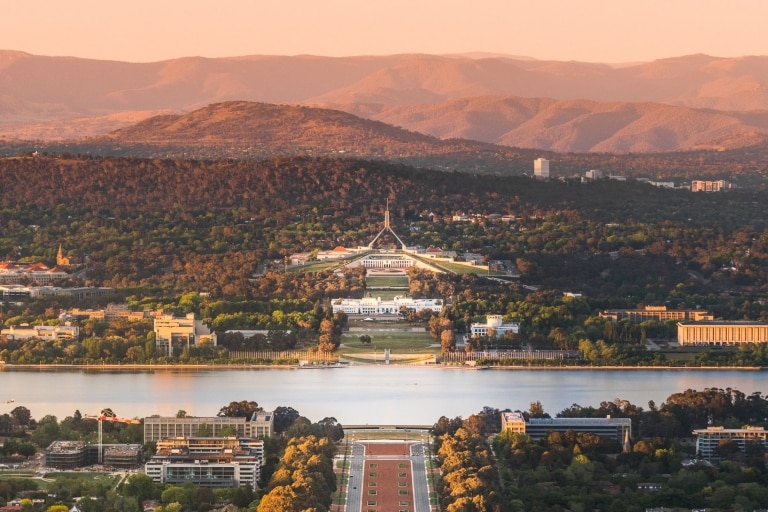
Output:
256 435 337 512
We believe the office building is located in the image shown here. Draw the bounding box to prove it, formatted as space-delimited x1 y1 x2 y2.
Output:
143 413 273 443
600 305 713 323
501 411 631 442
677 321 768 345
154 313 217 356
693 426 768 461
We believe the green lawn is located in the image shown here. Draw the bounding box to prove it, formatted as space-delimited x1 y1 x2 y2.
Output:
340 330 439 363
365 275 410 288
340 331 435 353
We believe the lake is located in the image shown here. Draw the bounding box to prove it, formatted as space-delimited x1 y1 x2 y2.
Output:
1 365 766 425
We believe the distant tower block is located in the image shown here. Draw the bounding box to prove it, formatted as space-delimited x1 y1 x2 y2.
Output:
534 158 550 179
368 199 407 250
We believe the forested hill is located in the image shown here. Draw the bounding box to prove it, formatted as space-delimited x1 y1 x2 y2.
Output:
3 154 768 301
60 101 539 174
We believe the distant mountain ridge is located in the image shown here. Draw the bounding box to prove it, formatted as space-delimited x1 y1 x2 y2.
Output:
3 51 768 153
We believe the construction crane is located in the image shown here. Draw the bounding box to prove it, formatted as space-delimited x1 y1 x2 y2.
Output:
84 408 142 464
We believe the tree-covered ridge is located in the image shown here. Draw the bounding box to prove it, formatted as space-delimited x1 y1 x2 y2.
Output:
2 154 768 299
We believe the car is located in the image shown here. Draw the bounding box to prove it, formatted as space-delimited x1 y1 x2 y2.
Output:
363 317 374 321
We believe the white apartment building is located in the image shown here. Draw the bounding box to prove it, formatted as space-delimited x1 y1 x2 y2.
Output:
145 437 264 488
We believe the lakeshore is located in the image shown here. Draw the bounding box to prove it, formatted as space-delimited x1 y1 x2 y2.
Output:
0 362 763 371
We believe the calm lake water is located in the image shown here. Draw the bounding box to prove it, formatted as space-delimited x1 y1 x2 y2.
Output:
1 366 767 425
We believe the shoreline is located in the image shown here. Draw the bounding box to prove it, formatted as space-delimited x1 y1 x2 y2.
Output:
0 362 763 371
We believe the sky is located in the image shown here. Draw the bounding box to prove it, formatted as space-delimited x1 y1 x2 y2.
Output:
3 1 768 63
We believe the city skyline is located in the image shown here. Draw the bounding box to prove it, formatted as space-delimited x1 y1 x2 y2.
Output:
2 1 768 64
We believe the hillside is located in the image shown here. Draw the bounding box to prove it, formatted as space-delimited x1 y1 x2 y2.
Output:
3 51 768 153
338 96 768 153
57 101 538 173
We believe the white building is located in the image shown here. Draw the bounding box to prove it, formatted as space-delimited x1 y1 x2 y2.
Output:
1 324 79 341
585 169 603 180
502 411 631 442
154 313 217 356
469 315 519 339
0 261 68 284
145 437 264 488
691 180 728 192
144 413 274 443
677 321 768 346
693 426 768 461
534 158 550 179
331 296 443 316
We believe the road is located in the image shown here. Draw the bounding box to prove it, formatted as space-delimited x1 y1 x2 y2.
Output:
344 430 432 512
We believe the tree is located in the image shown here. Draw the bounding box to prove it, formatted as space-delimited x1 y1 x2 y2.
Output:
273 406 301 434
441 329 456 354
122 473 157 504
219 425 238 437
195 424 212 437
217 400 262 418
175 410 187 418
359 334 372 345
10 406 31 428
529 401 547 418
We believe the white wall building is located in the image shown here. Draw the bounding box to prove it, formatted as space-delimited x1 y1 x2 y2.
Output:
331 296 443 315
144 413 274 443
469 315 519 339
145 437 264 488
1 324 79 341
693 426 768 461
677 321 768 346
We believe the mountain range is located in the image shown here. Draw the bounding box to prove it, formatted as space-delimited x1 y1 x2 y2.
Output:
2 51 768 153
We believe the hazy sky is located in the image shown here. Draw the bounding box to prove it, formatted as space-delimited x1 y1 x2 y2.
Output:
3 1 768 63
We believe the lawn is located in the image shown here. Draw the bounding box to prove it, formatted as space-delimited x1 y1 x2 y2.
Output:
365 275 409 288
339 331 439 364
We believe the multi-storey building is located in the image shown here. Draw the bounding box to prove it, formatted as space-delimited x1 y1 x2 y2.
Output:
331 296 443 316
600 305 713 323
45 441 143 469
70 304 151 322
145 436 264 488
501 411 631 442
469 315 519 339
0 262 68 285
143 413 274 443
677 321 768 345
154 312 217 356
534 158 550 178
693 426 768 461
691 180 728 192
1 324 79 341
